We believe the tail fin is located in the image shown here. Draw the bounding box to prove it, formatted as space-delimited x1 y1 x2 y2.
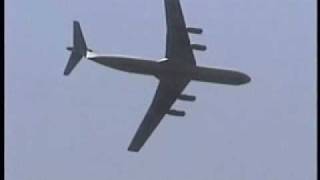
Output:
64 21 89 76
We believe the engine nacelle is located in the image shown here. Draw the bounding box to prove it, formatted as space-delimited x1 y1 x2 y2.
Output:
167 109 186 117
187 27 203 34
191 44 207 51
178 94 196 101
66 46 73 51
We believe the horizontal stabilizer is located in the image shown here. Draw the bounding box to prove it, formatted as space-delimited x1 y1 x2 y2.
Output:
64 21 89 76
64 51 83 75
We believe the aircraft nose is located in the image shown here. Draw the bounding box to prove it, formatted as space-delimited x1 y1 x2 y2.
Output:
241 74 251 84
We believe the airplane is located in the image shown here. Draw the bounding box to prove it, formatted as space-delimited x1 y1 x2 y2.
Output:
64 0 251 152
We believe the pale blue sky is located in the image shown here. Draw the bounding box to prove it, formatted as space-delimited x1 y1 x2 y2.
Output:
5 0 316 180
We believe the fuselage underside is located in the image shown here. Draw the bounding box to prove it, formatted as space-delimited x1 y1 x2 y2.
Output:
88 55 251 85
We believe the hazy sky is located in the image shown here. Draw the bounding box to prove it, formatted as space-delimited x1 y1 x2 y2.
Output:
5 0 316 180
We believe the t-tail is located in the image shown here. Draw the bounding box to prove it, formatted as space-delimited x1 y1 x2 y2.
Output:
64 21 92 76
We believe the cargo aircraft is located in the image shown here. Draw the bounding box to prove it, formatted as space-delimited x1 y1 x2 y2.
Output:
64 0 251 152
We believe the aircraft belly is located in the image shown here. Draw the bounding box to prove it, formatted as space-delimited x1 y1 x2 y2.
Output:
90 57 160 75
156 62 194 79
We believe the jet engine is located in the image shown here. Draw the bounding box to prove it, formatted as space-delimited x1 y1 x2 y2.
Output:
167 109 186 117
187 27 203 34
178 94 196 101
191 44 207 51
66 46 73 51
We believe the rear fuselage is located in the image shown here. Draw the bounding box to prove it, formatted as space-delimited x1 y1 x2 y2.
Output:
88 55 251 85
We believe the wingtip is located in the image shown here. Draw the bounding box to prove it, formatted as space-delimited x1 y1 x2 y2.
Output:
63 68 71 76
128 146 140 152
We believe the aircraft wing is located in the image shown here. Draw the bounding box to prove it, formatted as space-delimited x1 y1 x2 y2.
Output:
128 78 190 152
165 0 196 65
